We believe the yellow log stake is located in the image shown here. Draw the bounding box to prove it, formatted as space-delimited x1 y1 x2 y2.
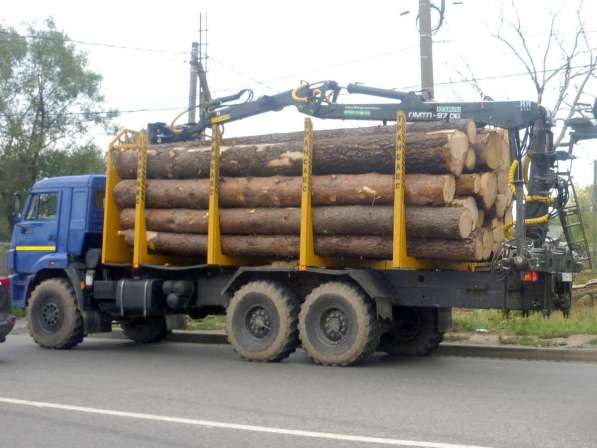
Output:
132 131 175 268
207 126 249 266
299 118 334 270
102 129 137 264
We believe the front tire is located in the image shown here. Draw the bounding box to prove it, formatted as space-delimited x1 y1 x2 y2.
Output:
226 281 300 362
121 317 169 344
379 307 443 356
27 279 84 349
299 282 379 366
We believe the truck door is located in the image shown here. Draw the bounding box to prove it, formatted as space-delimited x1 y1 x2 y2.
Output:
13 191 60 274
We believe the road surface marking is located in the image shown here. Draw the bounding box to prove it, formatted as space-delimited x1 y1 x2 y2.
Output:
0 396 493 448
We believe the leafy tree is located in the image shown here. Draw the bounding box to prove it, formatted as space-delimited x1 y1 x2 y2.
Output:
0 18 117 240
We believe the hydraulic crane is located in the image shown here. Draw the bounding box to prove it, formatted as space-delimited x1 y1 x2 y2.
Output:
148 81 597 281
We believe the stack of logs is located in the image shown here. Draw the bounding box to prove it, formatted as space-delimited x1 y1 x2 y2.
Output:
112 119 513 261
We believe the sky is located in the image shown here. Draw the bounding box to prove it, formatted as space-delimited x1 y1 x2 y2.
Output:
2 0 597 184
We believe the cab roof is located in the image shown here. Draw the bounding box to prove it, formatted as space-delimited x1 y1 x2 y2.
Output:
32 175 106 191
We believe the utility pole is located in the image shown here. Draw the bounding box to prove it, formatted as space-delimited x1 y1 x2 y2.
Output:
188 42 199 124
197 13 211 124
419 0 435 100
591 160 597 272
188 14 211 126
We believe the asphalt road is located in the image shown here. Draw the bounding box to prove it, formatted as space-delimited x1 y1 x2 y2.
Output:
1 334 596 448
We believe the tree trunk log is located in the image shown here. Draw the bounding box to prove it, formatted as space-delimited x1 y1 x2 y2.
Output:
504 206 513 227
119 205 472 239
118 230 392 259
118 229 481 261
488 192 512 219
407 235 483 261
477 172 497 210
473 227 493 260
455 173 480 195
476 208 485 230
406 119 477 144
472 130 502 170
496 169 508 194
464 149 476 172
451 196 479 230
113 173 455 209
496 128 511 169
115 129 469 179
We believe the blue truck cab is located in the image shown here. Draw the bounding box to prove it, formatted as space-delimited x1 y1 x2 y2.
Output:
9 175 105 310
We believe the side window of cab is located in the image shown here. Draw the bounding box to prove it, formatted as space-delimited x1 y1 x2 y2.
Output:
25 193 58 221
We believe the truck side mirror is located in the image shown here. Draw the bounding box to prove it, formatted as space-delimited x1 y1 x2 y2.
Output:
10 192 23 226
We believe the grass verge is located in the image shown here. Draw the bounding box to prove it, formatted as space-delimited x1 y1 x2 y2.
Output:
187 315 225 331
452 305 597 339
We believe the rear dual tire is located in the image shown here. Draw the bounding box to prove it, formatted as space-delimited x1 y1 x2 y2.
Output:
226 281 300 362
227 280 380 366
299 282 379 366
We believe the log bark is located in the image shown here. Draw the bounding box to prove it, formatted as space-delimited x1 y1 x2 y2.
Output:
477 172 498 210
113 173 455 209
119 205 472 240
407 235 483 261
451 196 479 230
472 130 502 170
115 129 469 179
455 173 480 195
119 229 481 261
406 119 477 144
118 230 392 259
464 149 476 172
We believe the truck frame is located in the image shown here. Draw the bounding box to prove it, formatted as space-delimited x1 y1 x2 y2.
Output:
8 82 597 365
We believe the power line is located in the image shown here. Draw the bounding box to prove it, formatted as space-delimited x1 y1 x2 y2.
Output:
208 55 274 92
0 29 188 56
396 62 597 91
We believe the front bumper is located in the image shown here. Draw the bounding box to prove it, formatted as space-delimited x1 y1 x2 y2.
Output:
0 314 16 342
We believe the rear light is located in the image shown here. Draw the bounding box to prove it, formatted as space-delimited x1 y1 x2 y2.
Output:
0 276 9 289
522 271 539 282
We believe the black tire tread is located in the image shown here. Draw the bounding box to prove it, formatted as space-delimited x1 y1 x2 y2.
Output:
379 308 443 356
226 280 299 362
299 282 379 367
121 317 168 344
27 278 84 350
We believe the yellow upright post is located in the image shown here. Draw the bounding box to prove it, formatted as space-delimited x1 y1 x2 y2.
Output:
207 125 248 265
102 130 132 264
392 112 409 267
132 131 176 267
299 118 338 270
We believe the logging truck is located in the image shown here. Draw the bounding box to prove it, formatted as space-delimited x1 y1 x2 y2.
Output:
7 82 597 366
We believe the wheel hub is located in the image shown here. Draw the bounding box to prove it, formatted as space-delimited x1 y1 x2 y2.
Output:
41 302 61 329
246 306 271 338
322 308 348 342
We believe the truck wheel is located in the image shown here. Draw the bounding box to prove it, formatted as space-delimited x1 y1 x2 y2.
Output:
121 317 168 344
27 279 84 350
379 307 443 356
299 282 379 366
226 281 299 362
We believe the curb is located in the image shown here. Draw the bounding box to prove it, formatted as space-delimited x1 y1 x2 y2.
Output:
90 330 597 363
